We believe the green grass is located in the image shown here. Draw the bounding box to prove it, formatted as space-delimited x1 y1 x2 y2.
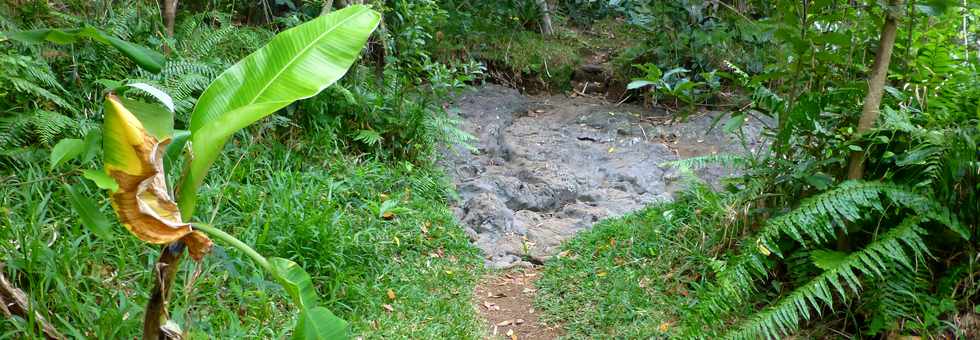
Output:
0 129 484 338
439 29 583 92
534 185 737 338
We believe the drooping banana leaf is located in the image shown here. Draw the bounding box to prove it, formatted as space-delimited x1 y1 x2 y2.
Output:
102 95 212 260
177 5 381 217
2 25 165 73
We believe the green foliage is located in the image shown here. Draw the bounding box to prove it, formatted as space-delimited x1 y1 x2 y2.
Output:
178 5 381 218
536 186 729 338
727 217 930 339
2 25 165 73
0 140 483 338
542 2 980 338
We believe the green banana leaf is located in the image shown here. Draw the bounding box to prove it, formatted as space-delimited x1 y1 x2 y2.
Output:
270 257 348 339
2 25 165 73
177 5 380 217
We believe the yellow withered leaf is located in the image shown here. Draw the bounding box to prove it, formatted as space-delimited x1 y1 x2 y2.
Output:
103 94 211 260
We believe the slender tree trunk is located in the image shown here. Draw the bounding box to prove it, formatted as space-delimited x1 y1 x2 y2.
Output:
321 0 335 15
846 1 902 180
372 9 388 86
161 0 178 55
535 0 554 35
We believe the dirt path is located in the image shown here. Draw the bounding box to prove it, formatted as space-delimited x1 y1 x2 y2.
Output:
445 85 765 338
473 268 561 339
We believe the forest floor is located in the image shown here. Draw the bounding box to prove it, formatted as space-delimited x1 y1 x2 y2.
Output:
444 84 767 338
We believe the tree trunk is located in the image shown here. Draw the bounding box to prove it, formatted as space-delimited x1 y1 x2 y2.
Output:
846 1 901 180
321 0 335 15
161 0 178 55
535 0 554 35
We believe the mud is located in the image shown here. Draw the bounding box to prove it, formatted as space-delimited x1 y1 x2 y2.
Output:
445 85 765 269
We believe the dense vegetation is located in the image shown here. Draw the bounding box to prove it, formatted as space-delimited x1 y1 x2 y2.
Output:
537 1 980 339
0 0 977 339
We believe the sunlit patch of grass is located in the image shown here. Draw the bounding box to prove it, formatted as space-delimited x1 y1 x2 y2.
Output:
534 187 727 338
0 130 484 338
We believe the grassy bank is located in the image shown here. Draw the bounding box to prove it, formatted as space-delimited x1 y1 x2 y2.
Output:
534 184 745 338
0 130 484 338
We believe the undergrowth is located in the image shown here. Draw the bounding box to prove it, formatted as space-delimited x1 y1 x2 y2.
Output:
0 129 484 338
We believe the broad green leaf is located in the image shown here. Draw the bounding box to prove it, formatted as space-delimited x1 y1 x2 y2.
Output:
626 80 656 90
178 5 380 217
723 113 747 134
50 138 85 170
82 169 119 192
81 128 102 163
804 172 834 190
810 249 848 271
293 307 347 340
163 129 190 171
663 67 690 80
270 257 320 309
127 83 175 112
270 257 347 339
64 184 113 240
118 98 174 140
2 26 164 73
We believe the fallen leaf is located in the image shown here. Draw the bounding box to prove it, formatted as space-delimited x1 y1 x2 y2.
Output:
515 319 525 325
382 304 394 312
608 147 616 153
420 223 429 234
487 292 506 298
522 287 536 294
482 301 500 311
496 320 513 326
382 211 395 220
386 289 396 301
659 322 670 332
506 328 515 339
596 270 608 277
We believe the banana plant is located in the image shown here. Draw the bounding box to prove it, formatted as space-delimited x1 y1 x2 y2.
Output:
627 63 703 108
81 6 379 338
2 25 165 73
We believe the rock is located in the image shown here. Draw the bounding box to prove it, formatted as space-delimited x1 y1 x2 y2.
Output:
443 85 765 269
461 193 515 234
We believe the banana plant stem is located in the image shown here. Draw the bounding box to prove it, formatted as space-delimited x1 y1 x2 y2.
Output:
190 223 271 274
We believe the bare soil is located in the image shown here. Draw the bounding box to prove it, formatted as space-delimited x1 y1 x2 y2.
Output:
473 267 562 340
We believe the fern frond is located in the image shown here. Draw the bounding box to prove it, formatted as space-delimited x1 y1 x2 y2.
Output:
187 25 235 58
860 265 932 333
0 112 32 147
5 76 72 110
727 217 928 339
31 110 77 145
689 180 965 329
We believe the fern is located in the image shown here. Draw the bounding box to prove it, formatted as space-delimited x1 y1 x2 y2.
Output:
860 266 934 334
688 180 966 330
727 217 929 339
